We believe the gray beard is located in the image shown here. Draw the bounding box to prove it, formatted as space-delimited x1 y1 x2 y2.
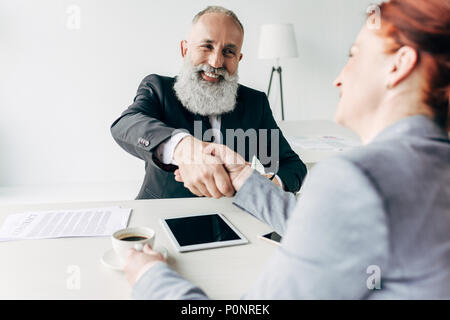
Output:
173 58 239 116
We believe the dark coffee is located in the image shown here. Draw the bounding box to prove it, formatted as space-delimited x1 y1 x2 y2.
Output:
119 235 148 241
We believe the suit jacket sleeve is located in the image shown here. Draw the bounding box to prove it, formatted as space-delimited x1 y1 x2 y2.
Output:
131 157 389 300
233 170 297 236
258 93 307 193
110 75 184 163
132 262 209 300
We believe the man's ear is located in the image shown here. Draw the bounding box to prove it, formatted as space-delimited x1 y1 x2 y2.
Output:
239 53 243 62
387 46 418 89
180 40 188 58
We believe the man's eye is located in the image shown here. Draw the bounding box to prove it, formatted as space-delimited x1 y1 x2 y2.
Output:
202 45 213 50
224 49 236 56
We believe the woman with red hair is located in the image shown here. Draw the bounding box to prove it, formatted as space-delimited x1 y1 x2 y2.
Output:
124 0 450 299
334 0 449 140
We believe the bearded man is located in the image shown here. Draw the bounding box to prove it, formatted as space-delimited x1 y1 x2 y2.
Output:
110 6 307 199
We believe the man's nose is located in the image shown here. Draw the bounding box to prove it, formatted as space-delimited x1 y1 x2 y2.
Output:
208 51 224 69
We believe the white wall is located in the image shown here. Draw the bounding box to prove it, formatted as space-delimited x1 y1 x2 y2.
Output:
0 0 374 188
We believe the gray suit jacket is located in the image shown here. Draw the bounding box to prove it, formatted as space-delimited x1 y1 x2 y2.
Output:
131 115 450 299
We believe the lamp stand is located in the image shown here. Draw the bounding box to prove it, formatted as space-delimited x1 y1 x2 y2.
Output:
267 66 285 121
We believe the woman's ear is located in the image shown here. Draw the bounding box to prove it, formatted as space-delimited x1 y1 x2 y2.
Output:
387 46 419 89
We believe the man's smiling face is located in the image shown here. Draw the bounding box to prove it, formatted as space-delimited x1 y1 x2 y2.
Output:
181 12 244 83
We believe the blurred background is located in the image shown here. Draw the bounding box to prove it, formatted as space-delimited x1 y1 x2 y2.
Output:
0 0 373 203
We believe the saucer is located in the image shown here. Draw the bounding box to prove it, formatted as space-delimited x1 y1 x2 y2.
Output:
101 246 168 271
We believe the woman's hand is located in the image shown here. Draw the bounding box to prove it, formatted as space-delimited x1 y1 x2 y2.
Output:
124 244 166 286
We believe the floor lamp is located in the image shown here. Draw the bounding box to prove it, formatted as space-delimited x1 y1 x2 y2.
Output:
258 24 298 121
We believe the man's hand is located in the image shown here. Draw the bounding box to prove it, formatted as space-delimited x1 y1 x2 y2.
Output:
173 136 235 198
176 143 253 192
124 244 165 286
263 174 282 188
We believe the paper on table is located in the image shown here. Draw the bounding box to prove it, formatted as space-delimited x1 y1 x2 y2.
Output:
0 206 131 242
287 135 360 151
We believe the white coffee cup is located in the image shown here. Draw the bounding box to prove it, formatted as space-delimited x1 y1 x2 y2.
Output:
112 226 156 262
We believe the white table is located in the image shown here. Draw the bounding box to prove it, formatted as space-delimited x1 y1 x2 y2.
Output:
0 197 277 299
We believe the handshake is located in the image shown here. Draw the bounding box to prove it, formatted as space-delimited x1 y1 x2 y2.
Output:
173 136 280 198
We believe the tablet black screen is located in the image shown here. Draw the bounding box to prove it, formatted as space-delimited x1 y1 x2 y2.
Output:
165 214 241 246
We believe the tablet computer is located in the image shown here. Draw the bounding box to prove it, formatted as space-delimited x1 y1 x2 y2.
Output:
160 213 248 252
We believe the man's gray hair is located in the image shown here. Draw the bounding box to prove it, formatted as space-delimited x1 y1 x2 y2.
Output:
192 6 244 34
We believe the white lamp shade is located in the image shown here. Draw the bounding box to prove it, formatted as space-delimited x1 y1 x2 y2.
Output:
258 24 298 60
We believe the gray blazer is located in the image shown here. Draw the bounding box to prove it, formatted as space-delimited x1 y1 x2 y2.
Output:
131 115 450 299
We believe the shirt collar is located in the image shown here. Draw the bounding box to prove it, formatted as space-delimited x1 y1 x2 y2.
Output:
372 115 449 143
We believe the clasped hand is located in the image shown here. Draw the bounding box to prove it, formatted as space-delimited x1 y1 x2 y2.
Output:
173 136 254 198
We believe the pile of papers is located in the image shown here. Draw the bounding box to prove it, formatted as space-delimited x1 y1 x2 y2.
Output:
0 206 131 242
287 135 360 151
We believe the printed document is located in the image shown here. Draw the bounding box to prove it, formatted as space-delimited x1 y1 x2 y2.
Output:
0 206 131 241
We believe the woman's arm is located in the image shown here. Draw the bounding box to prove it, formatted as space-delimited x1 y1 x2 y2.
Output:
232 170 298 236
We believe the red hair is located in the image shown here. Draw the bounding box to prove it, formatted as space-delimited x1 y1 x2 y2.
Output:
375 0 450 130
